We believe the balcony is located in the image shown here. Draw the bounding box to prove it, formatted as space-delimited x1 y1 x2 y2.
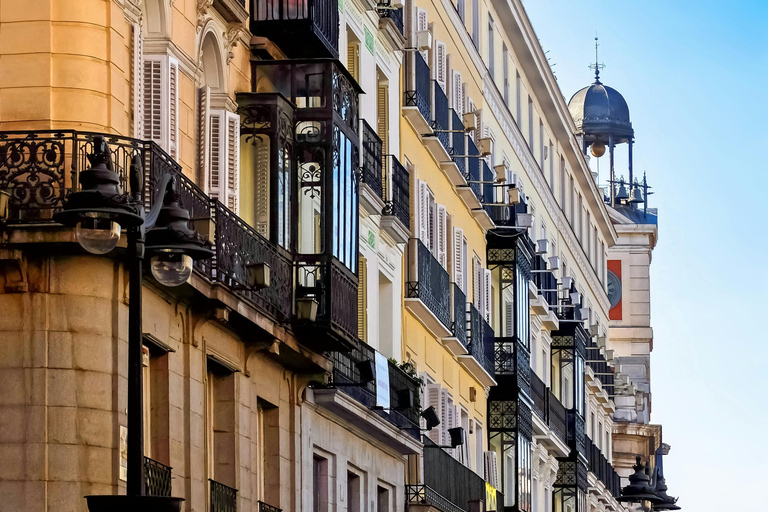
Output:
214 0 249 24
359 120 385 216
532 255 558 308
492 336 530 399
258 501 282 512
456 138 482 210
210 479 237 512
404 52 432 134
251 0 339 58
585 436 621 498
423 81 452 165
381 155 410 243
530 372 547 422
548 390 567 444
144 456 172 497
405 238 452 338
458 304 496 387
471 162 494 230
441 284 468 356
378 7 405 48
408 437 502 512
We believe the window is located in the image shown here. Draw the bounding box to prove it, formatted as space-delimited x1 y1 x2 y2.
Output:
502 44 509 104
598 421 604 449
258 399 280 504
313 455 329 512
539 121 544 166
488 17 495 79
527 96 534 151
346 31 360 82
377 70 389 155
142 341 170 465
457 0 465 22
377 486 390 512
347 471 361 512
471 0 480 49
577 194 583 241
569 175 575 224
142 54 179 159
207 110 241 212
549 142 554 189
207 358 236 488
515 72 522 123
559 157 566 207
453 227 468 293
434 41 447 91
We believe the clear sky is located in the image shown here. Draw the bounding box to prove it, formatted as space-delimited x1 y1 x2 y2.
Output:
522 0 768 509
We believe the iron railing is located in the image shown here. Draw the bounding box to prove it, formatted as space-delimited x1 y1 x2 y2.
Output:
548 390 567 444
143 456 172 497
296 256 358 343
481 161 495 205
586 336 614 389
533 255 558 306
530 372 548 422
378 6 404 34
467 304 495 379
406 485 465 512
466 138 481 200
586 436 621 498
405 52 431 122
210 479 237 512
451 284 468 348
330 337 421 437
407 239 451 330
0 131 294 323
258 501 282 512
360 120 384 200
252 0 339 57
450 110 466 174
431 81 450 152
421 437 489 512
383 155 410 228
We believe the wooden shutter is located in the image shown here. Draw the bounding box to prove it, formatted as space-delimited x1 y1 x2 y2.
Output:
198 86 210 185
427 384 442 445
131 23 143 139
358 256 367 342
225 111 240 213
473 255 482 306
462 237 468 294
452 227 465 290
443 390 454 457
415 8 428 61
168 57 179 159
347 42 359 82
504 303 513 337
377 82 389 156
142 58 162 145
437 205 447 269
451 70 463 114
434 41 447 91
208 110 223 199
484 451 499 488
428 194 437 254
483 269 492 322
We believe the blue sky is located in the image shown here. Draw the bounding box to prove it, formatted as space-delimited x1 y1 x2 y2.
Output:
522 0 768 509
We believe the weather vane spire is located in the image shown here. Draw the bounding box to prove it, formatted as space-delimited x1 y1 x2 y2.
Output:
588 33 606 83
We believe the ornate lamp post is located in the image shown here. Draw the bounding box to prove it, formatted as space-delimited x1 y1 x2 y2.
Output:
617 456 665 512
54 136 213 512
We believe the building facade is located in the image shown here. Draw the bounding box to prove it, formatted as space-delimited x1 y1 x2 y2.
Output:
0 1 676 512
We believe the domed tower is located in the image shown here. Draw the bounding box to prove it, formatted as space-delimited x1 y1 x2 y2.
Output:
568 42 635 207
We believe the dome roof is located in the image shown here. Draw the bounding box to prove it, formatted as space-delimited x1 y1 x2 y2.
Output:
568 80 633 142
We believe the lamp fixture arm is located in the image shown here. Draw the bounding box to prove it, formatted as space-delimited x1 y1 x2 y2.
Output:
129 153 173 233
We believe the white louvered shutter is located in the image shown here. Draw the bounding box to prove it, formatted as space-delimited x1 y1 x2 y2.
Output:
483 268 492 322
142 57 163 145
473 255 482 306
485 451 499 488
453 227 465 290
208 110 224 200
225 111 240 213
443 391 454 457
198 86 210 185
451 71 463 114
437 205 448 269
427 384 442 445
434 41 447 91
504 302 514 337
168 57 179 159
462 237 468 294
131 23 144 139
417 180 430 246
415 8 428 61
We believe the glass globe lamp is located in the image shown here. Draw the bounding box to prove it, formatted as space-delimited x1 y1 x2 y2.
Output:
75 214 121 254
150 250 193 287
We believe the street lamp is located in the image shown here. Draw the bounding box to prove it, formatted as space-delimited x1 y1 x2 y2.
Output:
54 136 213 512
617 456 663 512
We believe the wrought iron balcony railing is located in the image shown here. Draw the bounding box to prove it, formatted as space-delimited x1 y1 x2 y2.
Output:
0 130 293 324
586 336 614 389
530 371 548 422
532 255 558 306
405 52 431 123
330 337 421 437
143 456 172 497
450 110 465 174
481 161 494 205
383 154 410 228
466 138 481 199
406 239 451 330
451 284 468 348
378 6 404 34
360 120 384 200
467 304 495 379
431 81 450 152
210 479 238 512
258 501 282 512
251 0 339 58
548 390 567 444
586 436 621 498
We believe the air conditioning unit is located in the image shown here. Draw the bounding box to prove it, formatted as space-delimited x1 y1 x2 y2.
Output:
478 137 492 156
596 335 607 349
493 163 507 181
516 212 534 228
603 349 614 361
561 276 573 290
548 256 560 271
536 239 549 255
569 291 581 304
390 0 404 7
507 187 521 205
578 307 590 320
463 112 477 131
589 324 600 336
415 30 433 51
